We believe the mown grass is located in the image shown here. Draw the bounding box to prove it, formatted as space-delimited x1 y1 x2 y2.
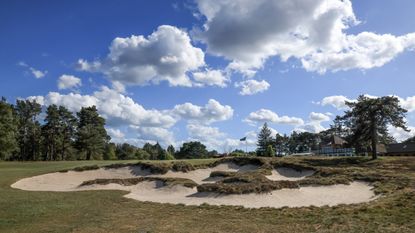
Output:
1 157 415 232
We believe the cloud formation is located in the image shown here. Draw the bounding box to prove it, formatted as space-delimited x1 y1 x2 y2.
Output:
319 95 415 112
172 99 234 124
194 0 415 75
57 74 82 90
192 69 229 87
18 61 47 79
245 109 304 126
77 25 231 88
295 112 331 133
235 79 270 95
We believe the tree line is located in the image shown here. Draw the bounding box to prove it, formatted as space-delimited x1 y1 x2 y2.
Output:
0 98 217 161
1 95 412 161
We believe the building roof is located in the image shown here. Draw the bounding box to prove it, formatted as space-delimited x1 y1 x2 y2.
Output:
332 135 347 145
387 142 415 153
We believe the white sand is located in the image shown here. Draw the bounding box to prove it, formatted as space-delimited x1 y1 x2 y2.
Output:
11 162 256 191
11 163 377 208
79 181 377 208
266 168 315 181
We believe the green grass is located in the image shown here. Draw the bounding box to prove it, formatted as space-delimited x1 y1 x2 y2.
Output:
1 157 415 232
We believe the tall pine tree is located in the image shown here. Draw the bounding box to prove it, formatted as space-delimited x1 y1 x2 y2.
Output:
14 99 42 160
42 105 60 160
256 123 274 156
0 97 18 160
76 106 109 160
338 95 408 159
58 106 77 160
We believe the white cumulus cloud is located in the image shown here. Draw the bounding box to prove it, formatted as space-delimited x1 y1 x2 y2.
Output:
245 109 304 126
78 25 209 87
57 74 82 90
172 99 233 124
193 0 415 75
192 69 229 87
235 79 270 95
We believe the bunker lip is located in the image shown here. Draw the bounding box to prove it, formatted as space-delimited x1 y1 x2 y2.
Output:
10 160 378 209
266 167 315 181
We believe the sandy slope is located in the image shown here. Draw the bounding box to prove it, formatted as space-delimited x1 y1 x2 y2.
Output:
11 162 377 208
265 168 315 181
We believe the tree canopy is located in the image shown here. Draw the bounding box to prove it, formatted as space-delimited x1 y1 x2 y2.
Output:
175 141 208 159
337 95 408 159
76 106 109 160
0 98 18 160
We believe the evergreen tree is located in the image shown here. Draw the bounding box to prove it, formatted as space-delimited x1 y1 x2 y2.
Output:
143 142 157 160
103 143 117 160
42 105 60 160
165 151 175 160
153 142 168 160
14 99 42 160
0 97 18 160
115 143 137 160
135 148 150 160
175 141 208 159
265 145 275 157
76 106 109 160
275 133 289 156
338 95 408 159
256 123 273 156
58 106 77 160
167 145 175 155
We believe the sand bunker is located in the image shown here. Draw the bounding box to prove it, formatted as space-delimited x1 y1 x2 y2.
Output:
11 162 257 191
266 167 315 181
11 162 377 208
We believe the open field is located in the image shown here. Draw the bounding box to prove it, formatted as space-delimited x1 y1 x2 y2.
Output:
1 157 415 233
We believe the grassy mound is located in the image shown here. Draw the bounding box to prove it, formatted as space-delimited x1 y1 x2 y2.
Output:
198 172 300 194
60 160 198 174
80 177 198 188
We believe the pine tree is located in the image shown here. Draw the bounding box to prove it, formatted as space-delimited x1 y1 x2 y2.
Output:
256 123 273 156
42 105 60 160
76 106 109 160
338 95 408 159
265 145 275 157
58 106 77 160
167 145 175 155
14 99 42 160
0 97 18 160
103 143 117 160
176 141 208 159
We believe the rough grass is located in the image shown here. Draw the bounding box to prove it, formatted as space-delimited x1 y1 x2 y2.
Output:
59 160 202 174
1 157 415 232
80 177 198 188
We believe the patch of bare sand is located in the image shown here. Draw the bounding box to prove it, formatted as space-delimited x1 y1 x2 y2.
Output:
266 167 315 181
121 181 376 208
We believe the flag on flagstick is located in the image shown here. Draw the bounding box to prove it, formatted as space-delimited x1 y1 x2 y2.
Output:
240 137 247 141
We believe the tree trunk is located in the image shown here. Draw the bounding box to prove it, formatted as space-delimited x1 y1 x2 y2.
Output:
371 114 377 160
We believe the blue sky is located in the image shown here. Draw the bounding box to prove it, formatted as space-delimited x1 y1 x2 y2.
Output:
1 0 415 151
